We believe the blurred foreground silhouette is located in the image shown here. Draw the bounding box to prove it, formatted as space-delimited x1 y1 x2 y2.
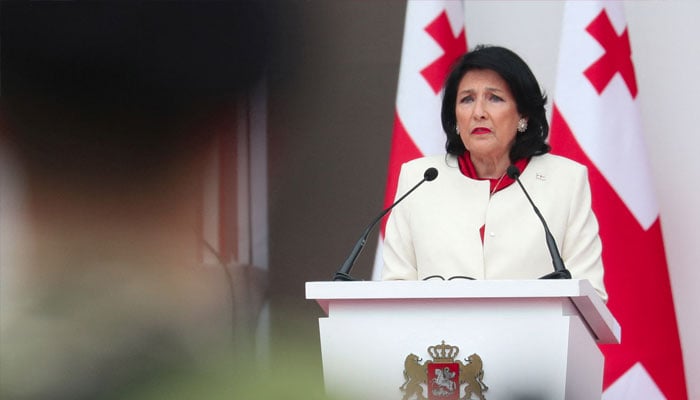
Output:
0 2 331 399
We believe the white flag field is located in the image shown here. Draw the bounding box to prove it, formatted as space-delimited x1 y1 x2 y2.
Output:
373 1 687 398
551 2 686 398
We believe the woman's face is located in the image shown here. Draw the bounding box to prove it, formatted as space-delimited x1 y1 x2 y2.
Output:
455 69 522 163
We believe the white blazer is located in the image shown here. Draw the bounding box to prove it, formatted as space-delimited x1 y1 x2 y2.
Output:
381 153 607 301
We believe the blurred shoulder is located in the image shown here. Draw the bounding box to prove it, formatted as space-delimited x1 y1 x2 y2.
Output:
403 154 447 167
401 154 458 177
528 153 588 176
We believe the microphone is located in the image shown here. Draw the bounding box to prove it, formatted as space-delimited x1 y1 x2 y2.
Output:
333 167 438 281
506 165 571 280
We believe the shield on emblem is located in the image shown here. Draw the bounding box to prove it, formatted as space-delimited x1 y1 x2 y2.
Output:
427 362 460 400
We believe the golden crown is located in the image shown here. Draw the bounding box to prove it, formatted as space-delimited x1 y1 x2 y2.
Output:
427 340 459 362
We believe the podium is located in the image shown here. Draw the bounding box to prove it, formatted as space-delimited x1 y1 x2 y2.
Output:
306 279 620 400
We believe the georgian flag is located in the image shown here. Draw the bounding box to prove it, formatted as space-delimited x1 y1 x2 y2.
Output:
371 0 466 280
550 2 687 398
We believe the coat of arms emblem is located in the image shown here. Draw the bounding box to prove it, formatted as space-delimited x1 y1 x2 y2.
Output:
400 340 488 400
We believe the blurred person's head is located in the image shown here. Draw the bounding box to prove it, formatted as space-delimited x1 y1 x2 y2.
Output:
0 0 273 267
0 1 269 190
0 2 282 399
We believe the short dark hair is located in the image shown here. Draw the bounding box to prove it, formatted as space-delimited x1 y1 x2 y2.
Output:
441 45 550 160
0 1 271 188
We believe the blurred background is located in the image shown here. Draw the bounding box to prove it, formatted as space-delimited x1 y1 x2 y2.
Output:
0 1 698 399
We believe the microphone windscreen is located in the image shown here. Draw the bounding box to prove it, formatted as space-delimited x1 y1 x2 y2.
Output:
506 165 521 179
424 167 438 181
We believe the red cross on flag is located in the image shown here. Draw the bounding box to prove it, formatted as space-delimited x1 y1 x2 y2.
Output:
550 2 687 398
372 0 466 279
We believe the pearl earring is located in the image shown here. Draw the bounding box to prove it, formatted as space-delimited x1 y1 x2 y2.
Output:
517 119 528 133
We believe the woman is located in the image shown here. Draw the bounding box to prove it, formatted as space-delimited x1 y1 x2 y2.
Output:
381 45 607 301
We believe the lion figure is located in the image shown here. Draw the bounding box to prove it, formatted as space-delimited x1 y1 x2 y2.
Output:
400 353 427 400
459 353 488 400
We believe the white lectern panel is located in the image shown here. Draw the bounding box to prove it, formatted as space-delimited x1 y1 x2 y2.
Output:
307 280 619 400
